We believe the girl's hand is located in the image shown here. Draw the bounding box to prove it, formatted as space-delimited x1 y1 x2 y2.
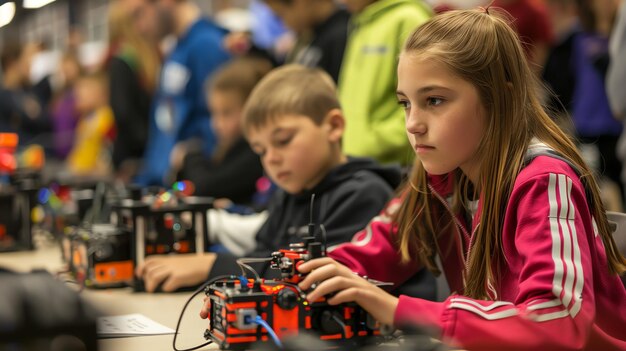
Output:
298 257 399 325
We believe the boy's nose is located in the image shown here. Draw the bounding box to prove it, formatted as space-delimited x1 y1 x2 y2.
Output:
264 148 281 164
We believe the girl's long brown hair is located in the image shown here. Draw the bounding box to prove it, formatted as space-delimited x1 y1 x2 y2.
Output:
108 0 161 92
394 9 626 299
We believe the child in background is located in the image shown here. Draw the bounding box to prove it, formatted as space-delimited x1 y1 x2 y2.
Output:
570 0 624 210
338 0 431 166
135 0 231 186
263 0 349 82
284 9 626 350
50 51 82 160
169 57 272 255
169 57 270 205
137 65 402 292
107 0 161 183
542 0 579 121
66 72 114 176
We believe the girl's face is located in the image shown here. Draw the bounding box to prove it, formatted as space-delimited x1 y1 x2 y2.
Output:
209 90 244 146
397 54 487 184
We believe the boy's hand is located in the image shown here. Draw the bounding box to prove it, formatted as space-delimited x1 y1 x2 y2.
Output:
135 253 216 292
213 198 233 209
200 295 211 319
169 139 203 173
169 142 190 173
298 257 399 326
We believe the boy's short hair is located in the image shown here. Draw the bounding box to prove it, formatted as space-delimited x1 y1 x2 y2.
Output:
206 57 273 103
243 64 341 132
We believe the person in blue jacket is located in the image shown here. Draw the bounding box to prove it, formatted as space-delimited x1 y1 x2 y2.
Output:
137 0 230 185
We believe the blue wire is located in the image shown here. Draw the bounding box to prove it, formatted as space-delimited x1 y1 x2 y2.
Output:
238 275 248 286
254 315 283 348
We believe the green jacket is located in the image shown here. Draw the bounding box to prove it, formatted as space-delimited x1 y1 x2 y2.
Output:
339 0 431 165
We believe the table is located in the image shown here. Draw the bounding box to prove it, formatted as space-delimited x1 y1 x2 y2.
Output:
0 239 459 351
0 240 216 351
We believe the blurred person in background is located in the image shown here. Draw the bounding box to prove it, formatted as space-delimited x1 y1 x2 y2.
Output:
607 0 626 120
169 56 270 206
221 0 294 63
66 72 114 177
0 41 52 147
262 0 349 83
249 0 294 60
49 51 82 160
608 1 626 202
135 0 231 186
25 40 57 110
542 0 579 131
106 0 162 183
337 0 432 167
571 0 624 210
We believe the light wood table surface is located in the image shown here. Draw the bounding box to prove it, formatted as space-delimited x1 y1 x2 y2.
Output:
0 239 460 351
0 241 216 351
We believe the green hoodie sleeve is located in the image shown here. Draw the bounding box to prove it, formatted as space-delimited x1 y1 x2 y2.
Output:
339 0 431 165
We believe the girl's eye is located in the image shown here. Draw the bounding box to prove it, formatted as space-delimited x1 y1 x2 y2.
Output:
427 97 444 106
397 100 411 110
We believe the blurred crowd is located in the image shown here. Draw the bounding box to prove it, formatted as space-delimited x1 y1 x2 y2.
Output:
1 0 626 210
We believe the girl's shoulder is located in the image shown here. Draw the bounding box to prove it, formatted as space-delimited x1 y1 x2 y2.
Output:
518 142 583 184
513 154 585 199
517 154 581 184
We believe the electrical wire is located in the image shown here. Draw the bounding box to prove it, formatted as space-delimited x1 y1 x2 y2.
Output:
236 257 272 280
172 275 235 351
252 315 283 348
319 224 327 255
330 313 348 339
280 281 308 300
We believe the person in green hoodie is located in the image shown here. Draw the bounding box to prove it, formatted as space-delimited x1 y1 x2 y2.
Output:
339 0 432 166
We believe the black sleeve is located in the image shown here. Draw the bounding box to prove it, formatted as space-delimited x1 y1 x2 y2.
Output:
209 252 245 279
179 141 264 203
18 93 52 134
108 57 149 165
313 11 349 83
315 172 393 249
316 32 347 84
252 172 395 278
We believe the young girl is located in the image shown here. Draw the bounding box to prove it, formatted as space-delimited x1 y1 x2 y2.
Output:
296 9 626 350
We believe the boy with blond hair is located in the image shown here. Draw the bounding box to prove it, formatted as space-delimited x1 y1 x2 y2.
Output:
136 65 401 292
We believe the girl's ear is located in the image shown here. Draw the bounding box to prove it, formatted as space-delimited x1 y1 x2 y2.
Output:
323 108 345 143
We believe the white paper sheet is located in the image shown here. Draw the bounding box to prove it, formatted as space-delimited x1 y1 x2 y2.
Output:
97 313 175 338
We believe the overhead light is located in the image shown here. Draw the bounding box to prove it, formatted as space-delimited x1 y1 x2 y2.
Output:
0 2 16 28
23 0 56 9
